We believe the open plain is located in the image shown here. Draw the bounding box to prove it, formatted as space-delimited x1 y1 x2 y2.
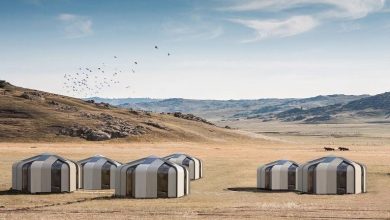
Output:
2 0 390 219
1 122 390 219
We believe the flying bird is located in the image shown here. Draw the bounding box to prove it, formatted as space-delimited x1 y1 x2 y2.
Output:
64 44 173 97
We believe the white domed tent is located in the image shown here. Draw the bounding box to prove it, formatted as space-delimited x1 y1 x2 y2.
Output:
12 153 80 193
115 156 189 198
164 153 203 180
296 156 367 194
78 155 121 190
257 160 298 190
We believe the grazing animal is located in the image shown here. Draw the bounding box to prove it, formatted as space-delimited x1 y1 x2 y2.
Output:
324 147 335 151
339 147 350 151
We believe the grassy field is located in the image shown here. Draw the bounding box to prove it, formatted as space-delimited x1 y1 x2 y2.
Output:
1 122 390 219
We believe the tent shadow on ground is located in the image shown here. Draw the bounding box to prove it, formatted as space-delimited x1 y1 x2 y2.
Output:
0 189 82 196
0 189 22 195
0 189 118 199
0 192 116 212
226 187 299 194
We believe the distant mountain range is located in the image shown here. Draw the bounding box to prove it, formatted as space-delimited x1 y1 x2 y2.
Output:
86 92 390 123
273 92 390 123
86 97 161 106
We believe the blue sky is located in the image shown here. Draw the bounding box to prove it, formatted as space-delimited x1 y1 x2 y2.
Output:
1 0 390 99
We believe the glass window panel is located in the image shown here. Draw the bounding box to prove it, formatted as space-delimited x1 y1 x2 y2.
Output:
51 160 64 192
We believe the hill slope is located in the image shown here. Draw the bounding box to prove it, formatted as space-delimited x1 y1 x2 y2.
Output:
0 81 247 142
273 92 390 123
114 95 367 121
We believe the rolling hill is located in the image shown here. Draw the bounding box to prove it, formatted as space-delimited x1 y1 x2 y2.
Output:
272 92 390 123
0 81 247 142
113 95 367 121
89 92 390 124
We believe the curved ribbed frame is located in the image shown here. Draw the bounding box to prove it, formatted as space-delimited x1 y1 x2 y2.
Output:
115 157 190 198
164 154 203 180
12 154 79 193
78 156 121 190
257 160 299 191
297 156 367 194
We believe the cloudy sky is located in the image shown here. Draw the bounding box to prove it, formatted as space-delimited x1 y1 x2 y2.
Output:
1 0 390 99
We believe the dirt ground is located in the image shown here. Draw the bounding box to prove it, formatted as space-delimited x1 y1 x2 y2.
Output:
1 123 390 219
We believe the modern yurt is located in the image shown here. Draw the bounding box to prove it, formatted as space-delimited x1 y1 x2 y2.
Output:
78 155 121 190
115 156 190 198
164 153 203 180
12 153 80 193
257 160 299 190
296 156 367 194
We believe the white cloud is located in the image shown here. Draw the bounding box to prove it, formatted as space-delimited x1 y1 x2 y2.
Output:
162 20 223 41
230 16 318 42
318 0 386 19
57 13 93 38
222 0 385 19
223 0 386 42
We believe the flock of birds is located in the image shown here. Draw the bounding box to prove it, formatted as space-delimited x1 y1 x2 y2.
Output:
63 45 171 97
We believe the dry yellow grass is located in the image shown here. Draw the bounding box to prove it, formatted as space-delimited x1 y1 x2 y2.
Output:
1 123 390 219
0 82 248 143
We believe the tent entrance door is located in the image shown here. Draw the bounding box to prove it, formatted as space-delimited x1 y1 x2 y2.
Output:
264 167 272 190
126 167 135 197
337 162 348 194
101 162 112 189
288 166 297 190
307 165 316 194
51 160 63 192
22 163 32 193
157 163 170 198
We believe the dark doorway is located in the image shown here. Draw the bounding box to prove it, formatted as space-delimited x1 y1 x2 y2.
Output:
51 160 64 192
157 163 170 198
264 167 272 189
22 163 32 193
337 162 349 194
307 165 317 194
288 165 297 190
126 167 136 196
101 162 112 189
360 164 365 193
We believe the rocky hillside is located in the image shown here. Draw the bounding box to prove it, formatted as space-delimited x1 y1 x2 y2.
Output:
0 81 246 142
87 89 389 124
113 95 367 121
272 92 390 123
342 92 390 111
86 97 161 106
